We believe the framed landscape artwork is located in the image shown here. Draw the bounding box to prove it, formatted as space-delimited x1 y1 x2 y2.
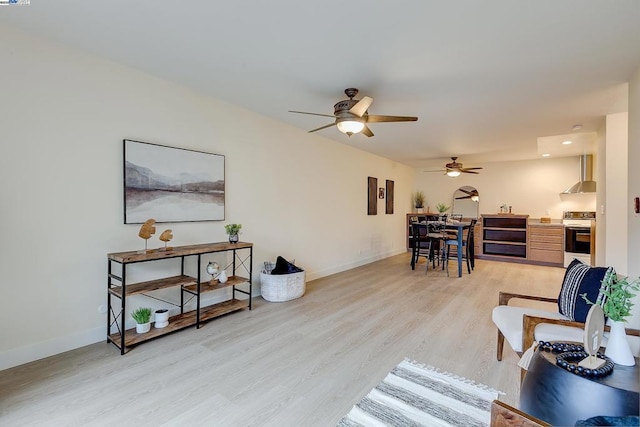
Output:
123 139 225 224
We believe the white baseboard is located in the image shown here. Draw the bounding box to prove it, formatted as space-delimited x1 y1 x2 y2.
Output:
304 249 405 282
0 326 105 372
1 250 405 371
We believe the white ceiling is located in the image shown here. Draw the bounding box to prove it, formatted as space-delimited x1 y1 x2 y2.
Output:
2 1 638 168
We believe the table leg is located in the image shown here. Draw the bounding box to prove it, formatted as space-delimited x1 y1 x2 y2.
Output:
457 231 463 277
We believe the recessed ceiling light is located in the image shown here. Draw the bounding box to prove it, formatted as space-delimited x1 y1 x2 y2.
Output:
542 153 550 157
572 124 583 131
562 140 572 145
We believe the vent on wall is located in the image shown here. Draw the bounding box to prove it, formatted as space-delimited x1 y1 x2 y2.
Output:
562 154 596 194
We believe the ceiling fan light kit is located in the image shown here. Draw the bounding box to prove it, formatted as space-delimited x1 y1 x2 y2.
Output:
289 88 417 138
336 118 365 135
446 170 461 177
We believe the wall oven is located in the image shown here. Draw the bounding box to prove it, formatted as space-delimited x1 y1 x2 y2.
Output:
562 211 595 267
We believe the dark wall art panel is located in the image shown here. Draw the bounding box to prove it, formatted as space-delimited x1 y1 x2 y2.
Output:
368 176 377 215
123 139 225 224
386 179 394 214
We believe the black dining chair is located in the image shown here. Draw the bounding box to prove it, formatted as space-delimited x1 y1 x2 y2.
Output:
410 223 433 274
443 219 477 276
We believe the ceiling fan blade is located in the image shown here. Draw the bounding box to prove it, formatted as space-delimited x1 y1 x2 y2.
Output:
361 125 374 137
423 169 446 173
460 170 480 174
367 115 418 123
289 110 336 118
460 167 483 171
349 96 373 117
459 188 474 195
308 123 337 133
455 196 472 200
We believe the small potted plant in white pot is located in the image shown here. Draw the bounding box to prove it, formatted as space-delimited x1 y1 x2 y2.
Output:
131 307 152 333
224 223 242 243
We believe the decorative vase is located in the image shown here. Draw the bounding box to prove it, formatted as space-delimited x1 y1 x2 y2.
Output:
154 309 169 329
416 207 424 213
605 320 635 366
136 322 151 334
218 270 228 284
228 234 239 243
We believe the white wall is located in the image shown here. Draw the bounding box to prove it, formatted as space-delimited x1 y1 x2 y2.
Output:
415 157 596 220
627 65 640 330
604 113 629 273
0 26 414 370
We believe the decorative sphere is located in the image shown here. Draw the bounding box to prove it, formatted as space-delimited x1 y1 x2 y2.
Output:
207 262 219 276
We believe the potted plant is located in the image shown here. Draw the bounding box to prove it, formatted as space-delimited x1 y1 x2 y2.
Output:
582 273 640 366
131 307 152 333
436 203 450 214
412 191 425 213
224 223 242 243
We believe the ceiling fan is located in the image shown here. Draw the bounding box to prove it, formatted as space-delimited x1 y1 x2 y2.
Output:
289 88 418 137
424 157 483 177
455 187 479 200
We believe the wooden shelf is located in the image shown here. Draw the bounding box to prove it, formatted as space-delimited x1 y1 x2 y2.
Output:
107 241 253 354
108 242 253 264
109 275 197 298
108 299 248 349
483 227 527 232
108 311 197 348
182 276 249 294
481 215 529 259
199 299 247 322
482 240 527 246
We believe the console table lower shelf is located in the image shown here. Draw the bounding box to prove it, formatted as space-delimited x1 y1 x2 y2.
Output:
108 299 247 349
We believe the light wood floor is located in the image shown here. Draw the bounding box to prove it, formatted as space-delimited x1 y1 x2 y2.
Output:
0 254 565 426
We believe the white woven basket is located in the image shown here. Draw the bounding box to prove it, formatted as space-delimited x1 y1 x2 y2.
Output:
260 271 306 302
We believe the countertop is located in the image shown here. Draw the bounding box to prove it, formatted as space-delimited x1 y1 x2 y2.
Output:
528 219 563 226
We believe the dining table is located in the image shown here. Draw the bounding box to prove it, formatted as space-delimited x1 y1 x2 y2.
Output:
427 221 471 278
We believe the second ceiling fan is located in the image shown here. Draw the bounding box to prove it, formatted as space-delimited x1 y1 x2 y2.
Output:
289 88 418 137
424 157 483 177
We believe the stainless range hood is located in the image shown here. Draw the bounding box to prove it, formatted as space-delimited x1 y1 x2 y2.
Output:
562 154 596 194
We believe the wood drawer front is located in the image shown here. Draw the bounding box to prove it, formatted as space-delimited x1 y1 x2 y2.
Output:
529 241 563 251
529 248 563 263
529 227 563 242
529 234 563 244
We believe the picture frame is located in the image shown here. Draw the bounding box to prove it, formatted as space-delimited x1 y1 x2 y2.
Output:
367 177 377 215
123 139 225 224
386 180 394 214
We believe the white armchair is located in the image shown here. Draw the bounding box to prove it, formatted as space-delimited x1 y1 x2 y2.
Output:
492 292 639 359
492 260 640 362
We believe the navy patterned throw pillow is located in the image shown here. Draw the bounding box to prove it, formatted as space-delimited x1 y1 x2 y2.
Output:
558 259 611 322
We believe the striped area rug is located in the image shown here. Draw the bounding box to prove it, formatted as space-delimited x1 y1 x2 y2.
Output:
338 359 502 427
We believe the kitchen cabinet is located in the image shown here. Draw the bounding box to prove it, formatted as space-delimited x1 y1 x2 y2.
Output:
528 224 564 266
480 214 528 260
